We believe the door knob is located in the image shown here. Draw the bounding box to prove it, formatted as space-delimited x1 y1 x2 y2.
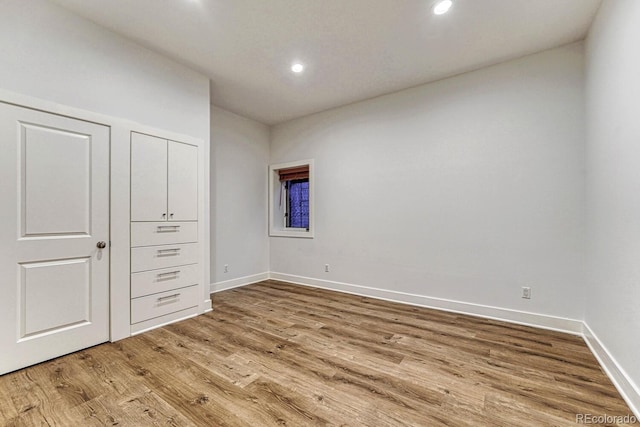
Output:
97 241 107 249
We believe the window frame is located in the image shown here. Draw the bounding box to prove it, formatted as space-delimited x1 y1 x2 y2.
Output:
269 159 314 238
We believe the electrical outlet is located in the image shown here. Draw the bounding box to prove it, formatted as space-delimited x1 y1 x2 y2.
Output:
522 287 531 299
224 264 229 273
325 264 330 273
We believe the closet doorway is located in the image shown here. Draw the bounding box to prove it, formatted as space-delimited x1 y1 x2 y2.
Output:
0 102 110 375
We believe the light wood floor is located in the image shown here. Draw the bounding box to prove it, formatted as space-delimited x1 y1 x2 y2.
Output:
0 280 634 426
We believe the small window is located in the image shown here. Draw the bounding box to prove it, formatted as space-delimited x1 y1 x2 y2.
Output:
269 160 314 238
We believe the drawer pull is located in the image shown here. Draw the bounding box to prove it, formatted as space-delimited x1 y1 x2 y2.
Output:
157 248 181 256
157 293 180 302
157 270 180 277
157 225 181 233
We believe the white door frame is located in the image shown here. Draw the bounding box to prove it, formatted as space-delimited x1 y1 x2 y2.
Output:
0 88 211 343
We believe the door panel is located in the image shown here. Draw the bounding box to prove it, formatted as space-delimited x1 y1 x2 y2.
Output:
0 102 110 375
21 123 91 236
131 132 167 222
168 141 198 221
20 257 91 337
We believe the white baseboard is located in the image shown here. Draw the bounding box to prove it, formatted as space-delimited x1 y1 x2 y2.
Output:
203 299 212 313
210 272 270 294
268 272 583 335
582 323 640 417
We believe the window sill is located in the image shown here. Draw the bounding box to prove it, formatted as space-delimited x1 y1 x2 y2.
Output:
269 229 314 239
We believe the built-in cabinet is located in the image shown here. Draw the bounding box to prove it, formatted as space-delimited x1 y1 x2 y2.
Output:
131 133 198 222
129 132 202 334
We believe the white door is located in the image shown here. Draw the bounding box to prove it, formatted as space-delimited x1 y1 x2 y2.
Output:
131 132 168 222
168 141 198 221
0 102 110 375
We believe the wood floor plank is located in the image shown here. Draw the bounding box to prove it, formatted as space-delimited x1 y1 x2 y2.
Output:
149 325 262 388
113 337 257 427
2 364 73 426
68 390 197 426
0 280 636 426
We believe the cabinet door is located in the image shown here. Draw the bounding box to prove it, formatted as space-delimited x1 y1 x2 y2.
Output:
131 133 168 221
168 141 198 221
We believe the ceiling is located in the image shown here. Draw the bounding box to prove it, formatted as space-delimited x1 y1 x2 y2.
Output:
49 0 602 125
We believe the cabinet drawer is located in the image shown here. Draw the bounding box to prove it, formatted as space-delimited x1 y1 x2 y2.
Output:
131 243 198 273
131 264 200 298
131 222 197 247
131 284 200 324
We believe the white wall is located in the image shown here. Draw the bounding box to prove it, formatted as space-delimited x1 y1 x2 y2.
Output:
271 43 586 323
0 0 210 142
585 0 640 411
211 106 270 290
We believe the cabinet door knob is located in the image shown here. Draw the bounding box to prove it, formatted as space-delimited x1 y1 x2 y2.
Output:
97 241 107 249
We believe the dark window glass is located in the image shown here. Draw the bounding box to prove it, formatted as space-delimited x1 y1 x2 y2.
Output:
287 179 309 229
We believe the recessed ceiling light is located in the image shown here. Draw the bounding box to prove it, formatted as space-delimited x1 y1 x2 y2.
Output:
291 63 304 73
433 0 453 15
